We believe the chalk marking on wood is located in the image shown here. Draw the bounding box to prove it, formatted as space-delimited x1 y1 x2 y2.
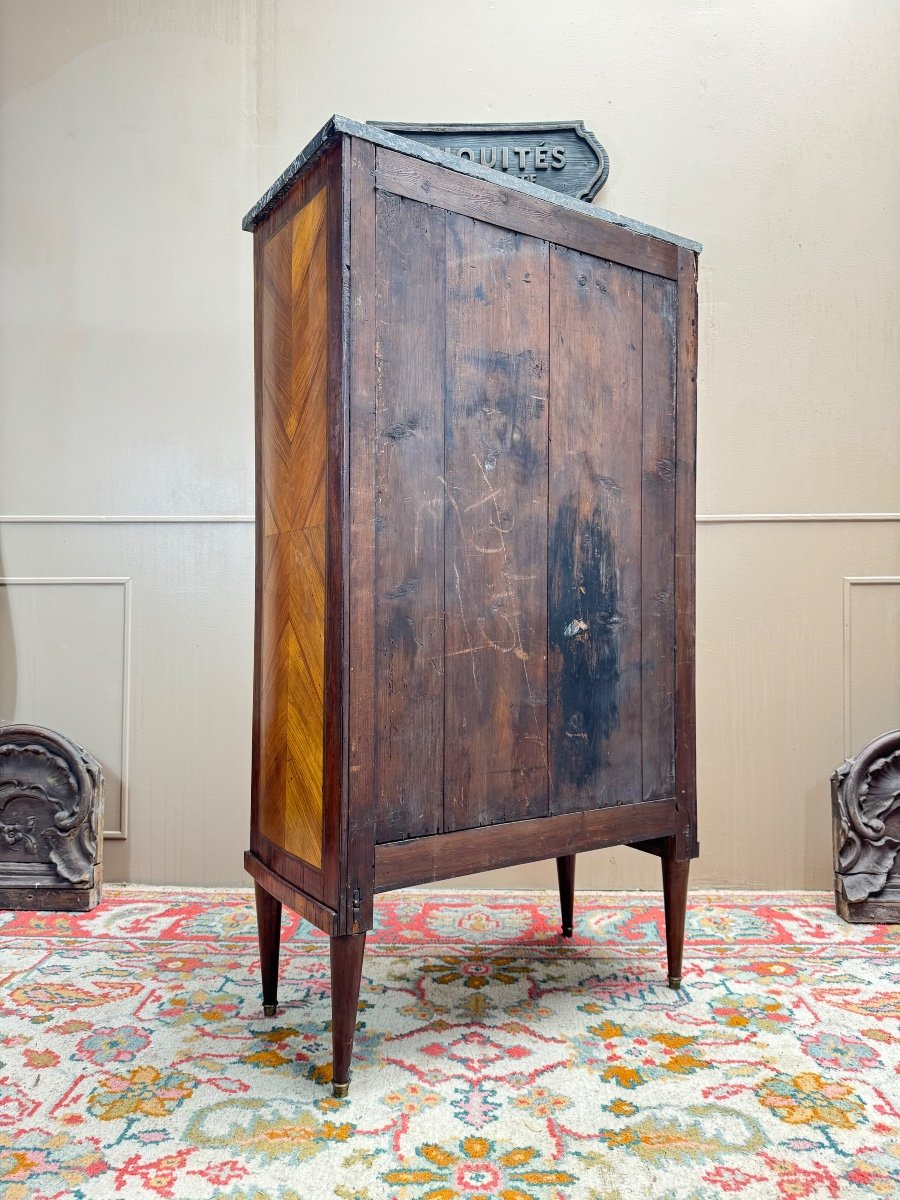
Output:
474 453 548 771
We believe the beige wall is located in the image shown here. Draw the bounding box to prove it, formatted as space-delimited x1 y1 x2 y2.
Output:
1 0 898 889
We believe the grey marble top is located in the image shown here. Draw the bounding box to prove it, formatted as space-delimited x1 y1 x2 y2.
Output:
242 115 702 254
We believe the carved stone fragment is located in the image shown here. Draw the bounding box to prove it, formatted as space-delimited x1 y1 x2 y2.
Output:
0 724 103 911
832 729 900 923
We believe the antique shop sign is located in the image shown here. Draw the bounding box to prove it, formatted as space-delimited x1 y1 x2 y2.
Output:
369 121 609 202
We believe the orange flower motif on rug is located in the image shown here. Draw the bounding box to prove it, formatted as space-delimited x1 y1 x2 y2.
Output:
756 1071 866 1129
87 1065 196 1121
382 1135 576 1199
422 954 532 990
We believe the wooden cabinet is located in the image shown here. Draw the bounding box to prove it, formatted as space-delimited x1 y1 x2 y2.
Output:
243 116 700 1096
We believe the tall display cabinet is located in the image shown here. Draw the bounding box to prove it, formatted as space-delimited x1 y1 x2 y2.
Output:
243 116 700 1096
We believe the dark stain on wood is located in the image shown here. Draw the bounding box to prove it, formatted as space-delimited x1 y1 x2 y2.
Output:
384 416 420 442
384 577 419 600
549 500 622 788
548 244 643 813
444 213 549 832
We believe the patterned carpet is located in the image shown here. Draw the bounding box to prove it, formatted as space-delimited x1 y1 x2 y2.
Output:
0 888 898 1200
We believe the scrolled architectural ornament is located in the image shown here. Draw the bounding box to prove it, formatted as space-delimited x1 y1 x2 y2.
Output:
832 729 900 923
0 724 103 911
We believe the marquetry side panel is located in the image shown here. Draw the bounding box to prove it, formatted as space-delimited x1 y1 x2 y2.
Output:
257 186 329 869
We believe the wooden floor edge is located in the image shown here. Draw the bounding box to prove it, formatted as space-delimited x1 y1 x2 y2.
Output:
374 799 681 892
244 851 339 935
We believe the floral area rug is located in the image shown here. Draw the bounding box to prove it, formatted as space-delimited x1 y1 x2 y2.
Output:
0 887 898 1200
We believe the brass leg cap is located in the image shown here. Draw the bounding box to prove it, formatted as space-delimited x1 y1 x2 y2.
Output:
263 1003 277 1017
561 925 574 938
668 976 682 990
332 1081 350 1099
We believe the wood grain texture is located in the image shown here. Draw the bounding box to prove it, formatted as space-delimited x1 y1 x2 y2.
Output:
641 274 678 801
661 846 690 984
255 834 323 905
374 193 446 842
254 881 282 1013
257 188 329 869
330 932 366 1093
376 148 678 279
250 218 265 862
257 221 292 853
322 139 350 912
283 525 326 863
444 214 550 831
243 851 338 935
374 796 679 891
346 136 378 931
674 247 699 859
548 247 643 814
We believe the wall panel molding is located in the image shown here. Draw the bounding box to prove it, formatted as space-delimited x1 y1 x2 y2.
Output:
843 576 900 757
0 576 132 838
1 513 897 526
697 513 900 524
0 515 254 524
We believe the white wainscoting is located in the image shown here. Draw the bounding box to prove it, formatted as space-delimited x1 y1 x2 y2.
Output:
843 577 900 756
0 513 898 887
0 575 131 836
0 519 254 885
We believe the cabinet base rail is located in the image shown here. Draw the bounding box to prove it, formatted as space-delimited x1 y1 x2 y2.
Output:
245 817 694 1097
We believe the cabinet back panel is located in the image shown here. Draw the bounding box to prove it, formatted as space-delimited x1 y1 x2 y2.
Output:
641 275 678 801
444 213 550 831
257 187 328 869
371 183 678 843
548 248 643 813
374 193 447 842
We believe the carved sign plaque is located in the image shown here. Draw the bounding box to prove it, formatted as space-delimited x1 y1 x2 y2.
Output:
0 724 104 911
368 121 610 201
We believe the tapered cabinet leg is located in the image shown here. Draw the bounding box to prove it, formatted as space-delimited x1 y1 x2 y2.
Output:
661 852 690 989
254 882 282 1016
556 854 576 937
330 932 367 1098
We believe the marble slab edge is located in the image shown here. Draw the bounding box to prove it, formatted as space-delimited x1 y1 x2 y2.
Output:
242 114 702 254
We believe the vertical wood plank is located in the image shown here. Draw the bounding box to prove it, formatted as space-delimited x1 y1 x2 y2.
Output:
250 224 265 857
641 274 678 801
548 247 642 814
335 142 353 930
373 193 446 842
674 247 699 858
346 138 377 928
324 141 350 913
444 214 549 831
